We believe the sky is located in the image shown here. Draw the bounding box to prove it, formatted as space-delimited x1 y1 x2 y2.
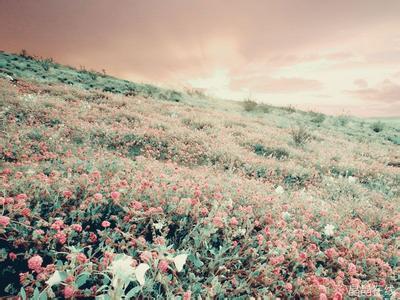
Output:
1 0 400 117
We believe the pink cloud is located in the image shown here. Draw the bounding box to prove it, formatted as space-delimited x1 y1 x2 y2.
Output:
347 80 400 103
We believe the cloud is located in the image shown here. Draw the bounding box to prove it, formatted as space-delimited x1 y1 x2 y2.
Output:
231 76 322 93
353 79 368 88
347 79 400 103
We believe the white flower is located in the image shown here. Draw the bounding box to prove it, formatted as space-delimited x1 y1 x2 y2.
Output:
348 176 357 183
109 254 135 282
324 224 335 236
275 186 285 194
46 270 63 287
173 254 188 272
282 211 291 221
153 222 164 230
135 263 150 286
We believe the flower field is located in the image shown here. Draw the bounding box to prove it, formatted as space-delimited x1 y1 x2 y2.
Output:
0 51 399 299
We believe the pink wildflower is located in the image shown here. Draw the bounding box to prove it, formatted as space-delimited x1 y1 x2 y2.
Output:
110 191 120 200
140 251 152 262
0 216 10 227
64 285 74 298
319 294 328 300
76 253 88 264
28 255 43 271
348 263 357 276
71 224 82 232
93 193 103 201
230 217 238 226
257 234 264 246
183 291 192 300
63 190 73 199
101 221 111 228
158 260 169 273
212 216 224 228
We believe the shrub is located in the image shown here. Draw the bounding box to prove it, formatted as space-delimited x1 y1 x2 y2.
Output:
336 114 350 126
242 99 257 112
38 58 53 71
182 118 212 130
370 121 384 133
309 111 326 125
282 105 296 113
253 144 289 160
290 126 312 146
258 104 272 113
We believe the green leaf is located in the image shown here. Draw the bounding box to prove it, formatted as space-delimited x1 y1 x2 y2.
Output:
188 254 204 268
76 272 90 288
33 288 40 300
39 291 48 300
20 287 27 300
125 286 141 299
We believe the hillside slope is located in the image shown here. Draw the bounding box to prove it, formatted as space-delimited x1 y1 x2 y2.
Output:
0 51 399 298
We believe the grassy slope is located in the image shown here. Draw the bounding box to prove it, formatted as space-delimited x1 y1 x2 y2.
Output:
0 51 399 298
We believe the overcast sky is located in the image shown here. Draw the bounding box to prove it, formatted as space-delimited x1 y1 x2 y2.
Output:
1 0 400 116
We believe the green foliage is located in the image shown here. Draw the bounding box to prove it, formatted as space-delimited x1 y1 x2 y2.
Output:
336 114 350 126
282 105 296 113
370 121 384 133
242 99 258 112
0 51 183 103
182 118 212 130
253 144 289 160
290 126 312 146
309 111 326 125
38 58 54 71
258 103 272 113
387 135 400 145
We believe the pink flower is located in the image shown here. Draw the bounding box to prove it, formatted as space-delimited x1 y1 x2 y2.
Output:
0 216 10 227
332 291 343 300
200 207 209 216
140 251 152 262
54 232 67 244
131 201 143 210
93 193 103 201
325 248 337 259
285 283 293 291
76 253 88 264
212 216 224 228
230 217 238 226
71 224 82 232
101 221 111 228
64 285 74 298
51 220 64 231
9 252 17 261
16 194 28 201
348 263 357 276
257 234 264 246
183 291 192 300
299 252 307 261
63 190 73 199
158 260 169 273
89 232 97 243
28 255 43 271
110 191 120 201
319 293 328 300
